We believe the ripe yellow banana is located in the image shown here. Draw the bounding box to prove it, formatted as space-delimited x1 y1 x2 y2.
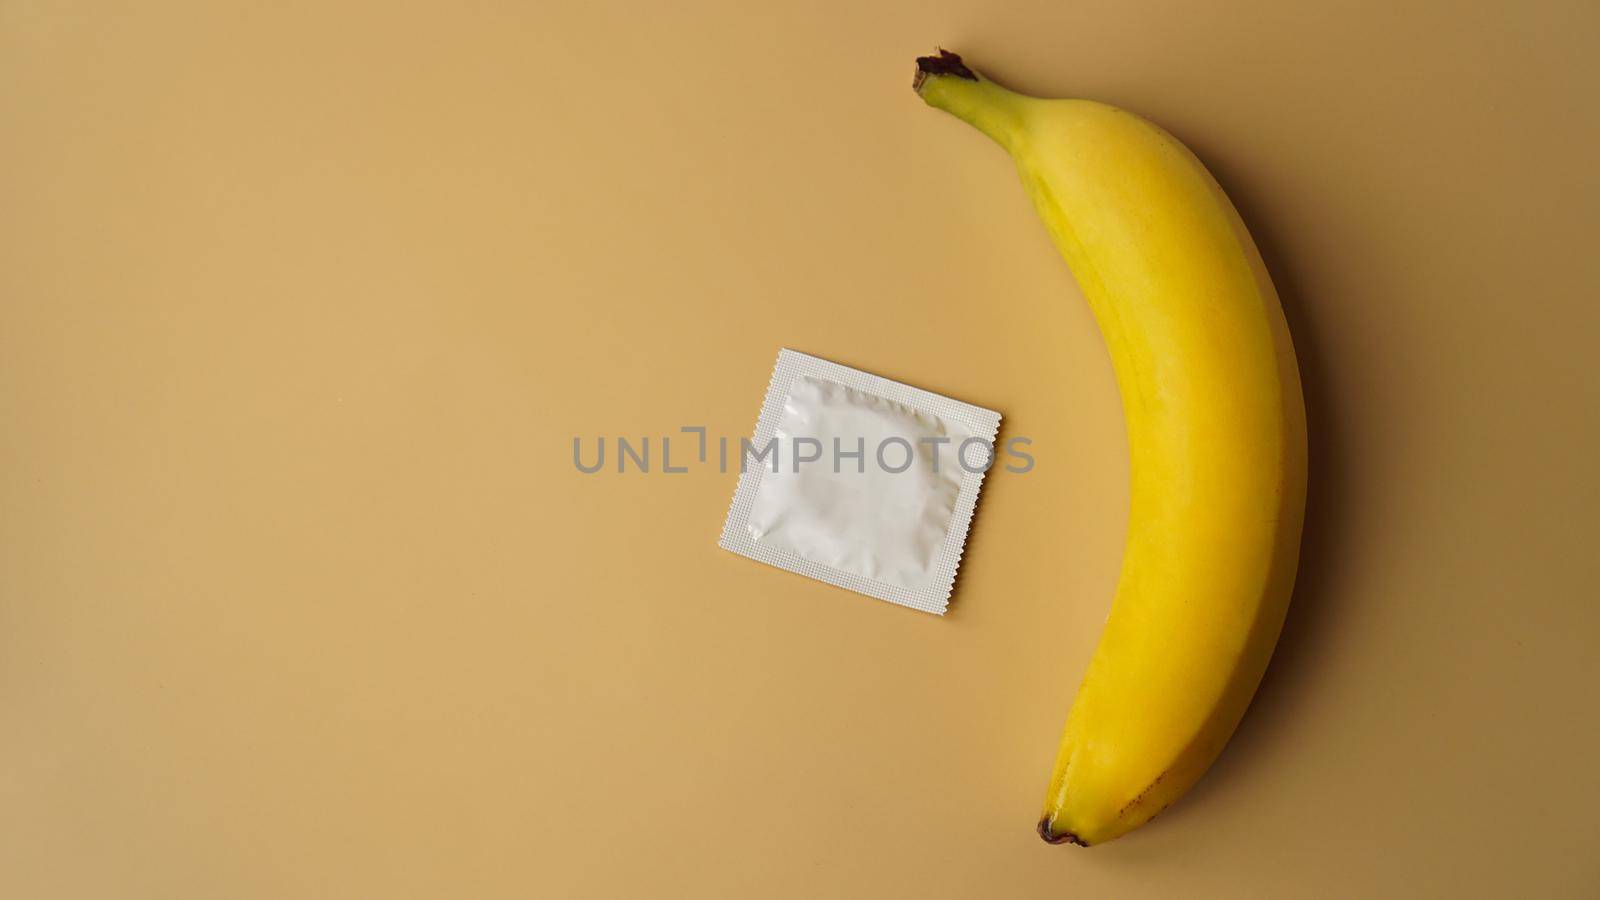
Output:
914 50 1307 846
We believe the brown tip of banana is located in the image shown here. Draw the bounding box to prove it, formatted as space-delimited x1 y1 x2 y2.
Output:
1036 816 1089 847
913 48 977 92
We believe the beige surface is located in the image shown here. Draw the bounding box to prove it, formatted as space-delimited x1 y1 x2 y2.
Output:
3 1 1598 896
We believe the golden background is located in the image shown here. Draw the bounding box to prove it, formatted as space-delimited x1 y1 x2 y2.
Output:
3 1 1597 896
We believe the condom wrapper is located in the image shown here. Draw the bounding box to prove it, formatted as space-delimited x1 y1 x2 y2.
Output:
719 349 1001 615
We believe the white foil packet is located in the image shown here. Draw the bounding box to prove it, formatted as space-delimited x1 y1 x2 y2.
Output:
719 349 1001 615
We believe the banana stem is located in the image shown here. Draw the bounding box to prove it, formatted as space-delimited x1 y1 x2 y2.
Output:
914 50 1030 151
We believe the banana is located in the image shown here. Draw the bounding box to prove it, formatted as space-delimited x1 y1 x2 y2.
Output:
914 50 1307 846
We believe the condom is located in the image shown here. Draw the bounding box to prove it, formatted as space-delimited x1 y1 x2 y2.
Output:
719 349 1001 614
